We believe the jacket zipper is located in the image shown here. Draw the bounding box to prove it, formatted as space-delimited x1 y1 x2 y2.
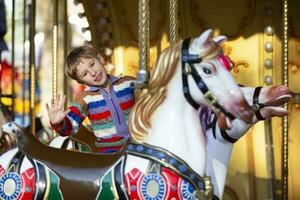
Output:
106 89 121 125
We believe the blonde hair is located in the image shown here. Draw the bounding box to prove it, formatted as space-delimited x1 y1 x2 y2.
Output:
129 40 223 142
65 45 100 82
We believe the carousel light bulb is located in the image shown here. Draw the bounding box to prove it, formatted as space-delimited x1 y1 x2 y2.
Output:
264 75 273 85
97 2 107 10
99 17 109 25
265 26 274 35
105 63 115 72
102 32 112 41
104 47 113 56
265 42 273 53
264 59 273 69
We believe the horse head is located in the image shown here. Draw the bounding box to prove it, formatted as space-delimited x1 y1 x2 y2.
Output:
2 122 22 138
0 122 21 150
186 29 254 129
130 29 254 143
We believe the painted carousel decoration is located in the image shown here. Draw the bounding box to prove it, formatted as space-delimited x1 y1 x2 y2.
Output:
0 30 291 200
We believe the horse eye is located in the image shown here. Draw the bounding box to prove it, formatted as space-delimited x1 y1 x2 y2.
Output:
203 67 212 75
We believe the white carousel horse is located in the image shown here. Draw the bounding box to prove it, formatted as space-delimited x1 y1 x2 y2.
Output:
0 29 291 200
125 30 291 198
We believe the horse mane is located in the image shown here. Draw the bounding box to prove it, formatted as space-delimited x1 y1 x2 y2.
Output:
129 39 224 142
129 42 181 142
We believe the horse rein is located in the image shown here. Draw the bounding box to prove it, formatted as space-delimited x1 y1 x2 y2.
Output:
181 39 235 120
252 86 265 120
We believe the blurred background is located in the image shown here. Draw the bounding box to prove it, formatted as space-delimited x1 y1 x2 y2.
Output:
0 0 299 199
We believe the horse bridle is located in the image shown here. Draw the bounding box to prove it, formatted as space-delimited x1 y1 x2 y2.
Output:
252 86 265 120
181 38 235 120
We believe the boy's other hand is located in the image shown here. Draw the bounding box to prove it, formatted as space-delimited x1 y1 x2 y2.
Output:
46 94 70 125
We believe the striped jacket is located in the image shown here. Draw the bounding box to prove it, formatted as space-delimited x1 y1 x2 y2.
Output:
51 75 135 153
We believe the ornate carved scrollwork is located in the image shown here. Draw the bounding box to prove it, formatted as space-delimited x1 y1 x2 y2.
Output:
223 44 250 74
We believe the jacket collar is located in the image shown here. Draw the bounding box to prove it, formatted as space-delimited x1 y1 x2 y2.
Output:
85 74 120 92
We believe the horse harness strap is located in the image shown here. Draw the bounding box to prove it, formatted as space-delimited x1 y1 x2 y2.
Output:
8 151 25 173
220 129 238 143
252 86 265 120
207 114 238 143
114 159 129 200
181 39 235 120
126 142 214 198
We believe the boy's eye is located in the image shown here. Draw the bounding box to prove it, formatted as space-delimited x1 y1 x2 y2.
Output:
90 62 94 67
83 72 87 77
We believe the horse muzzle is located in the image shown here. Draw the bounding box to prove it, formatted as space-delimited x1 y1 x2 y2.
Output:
227 99 254 124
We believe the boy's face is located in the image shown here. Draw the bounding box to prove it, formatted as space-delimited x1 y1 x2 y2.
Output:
76 56 108 87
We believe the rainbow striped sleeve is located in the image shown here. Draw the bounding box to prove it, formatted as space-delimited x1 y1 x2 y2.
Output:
51 93 87 136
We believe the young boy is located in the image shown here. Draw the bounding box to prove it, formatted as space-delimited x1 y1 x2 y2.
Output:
46 46 135 153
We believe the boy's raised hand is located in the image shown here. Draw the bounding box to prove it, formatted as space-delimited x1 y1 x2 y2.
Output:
46 94 70 125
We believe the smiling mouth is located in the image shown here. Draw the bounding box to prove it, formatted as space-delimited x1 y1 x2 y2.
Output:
95 73 103 81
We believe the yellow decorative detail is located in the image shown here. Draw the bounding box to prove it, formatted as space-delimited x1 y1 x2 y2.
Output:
290 64 299 73
223 44 249 74
232 61 249 73
223 45 232 56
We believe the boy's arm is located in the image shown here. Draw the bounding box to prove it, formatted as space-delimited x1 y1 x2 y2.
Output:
49 93 87 136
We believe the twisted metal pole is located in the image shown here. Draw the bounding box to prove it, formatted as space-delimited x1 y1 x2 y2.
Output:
29 0 36 135
11 0 15 120
22 0 27 125
169 0 178 45
281 0 289 199
52 0 59 101
137 0 150 87
63 0 69 108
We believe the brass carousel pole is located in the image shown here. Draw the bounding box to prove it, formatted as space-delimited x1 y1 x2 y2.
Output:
169 0 178 45
137 0 150 87
281 0 289 199
52 0 58 101
63 0 68 108
22 0 27 125
29 0 36 135
11 0 15 120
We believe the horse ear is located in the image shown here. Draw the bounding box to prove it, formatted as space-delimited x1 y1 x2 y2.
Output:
212 35 227 45
195 29 214 46
189 29 214 54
